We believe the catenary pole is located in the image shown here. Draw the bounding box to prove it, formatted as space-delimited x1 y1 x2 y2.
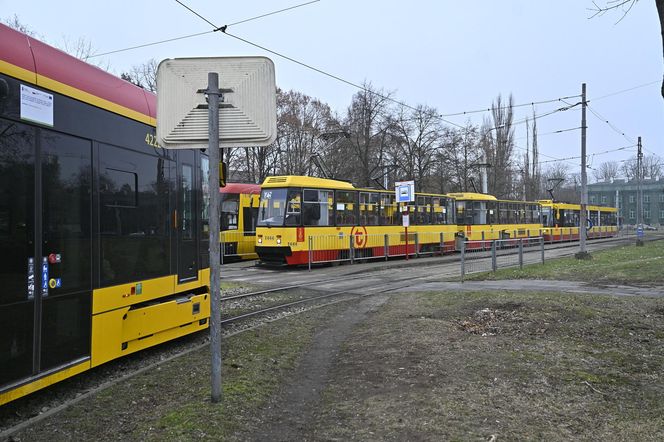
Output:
207 72 222 403
577 83 588 257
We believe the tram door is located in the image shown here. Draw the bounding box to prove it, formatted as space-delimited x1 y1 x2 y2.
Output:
177 151 199 282
0 120 92 388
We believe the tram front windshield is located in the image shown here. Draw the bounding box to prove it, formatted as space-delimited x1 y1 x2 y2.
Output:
257 188 301 227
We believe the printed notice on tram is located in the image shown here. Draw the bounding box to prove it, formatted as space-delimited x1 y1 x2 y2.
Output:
20 84 54 127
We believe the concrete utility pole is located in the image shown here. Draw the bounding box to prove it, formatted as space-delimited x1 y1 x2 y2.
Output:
576 83 590 259
636 136 644 246
207 72 222 403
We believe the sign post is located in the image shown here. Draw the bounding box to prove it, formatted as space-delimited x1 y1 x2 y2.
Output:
395 180 415 260
157 57 276 404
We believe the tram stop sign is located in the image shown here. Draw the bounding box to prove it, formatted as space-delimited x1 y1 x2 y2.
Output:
156 56 276 149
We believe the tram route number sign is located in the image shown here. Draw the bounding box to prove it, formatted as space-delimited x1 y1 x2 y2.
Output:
395 180 415 203
156 57 277 149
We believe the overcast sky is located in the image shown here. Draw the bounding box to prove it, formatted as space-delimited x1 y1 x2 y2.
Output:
4 0 663 178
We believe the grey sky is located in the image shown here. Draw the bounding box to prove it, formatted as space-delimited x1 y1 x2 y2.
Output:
5 0 663 177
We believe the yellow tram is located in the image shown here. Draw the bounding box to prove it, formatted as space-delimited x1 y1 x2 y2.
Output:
448 193 543 248
539 200 618 241
255 176 457 265
220 183 260 260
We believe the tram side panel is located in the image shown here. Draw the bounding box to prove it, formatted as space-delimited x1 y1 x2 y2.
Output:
0 23 210 405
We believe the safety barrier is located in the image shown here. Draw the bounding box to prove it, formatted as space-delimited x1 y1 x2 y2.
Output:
460 237 545 281
306 231 454 270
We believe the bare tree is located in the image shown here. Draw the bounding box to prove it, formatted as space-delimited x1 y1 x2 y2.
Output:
482 94 516 198
342 82 394 187
589 0 664 101
388 104 442 191
121 59 158 92
620 154 663 180
3 14 40 38
592 160 620 182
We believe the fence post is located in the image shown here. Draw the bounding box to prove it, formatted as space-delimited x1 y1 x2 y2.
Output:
491 240 497 272
519 238 524 269
384 234 389 260
540 236 545 264
220 240 224 265
308 236 312 271
349 234 354 264
415 232 419 258
460 239 466 282
439 232 444 255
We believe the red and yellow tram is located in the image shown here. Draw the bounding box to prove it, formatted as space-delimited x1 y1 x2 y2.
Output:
0 24 211 405
255 176 457 265
220 183 260 260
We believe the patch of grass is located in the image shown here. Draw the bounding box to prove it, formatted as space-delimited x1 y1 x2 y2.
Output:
313 289 664 440
15 302 350 441
468 240 664 286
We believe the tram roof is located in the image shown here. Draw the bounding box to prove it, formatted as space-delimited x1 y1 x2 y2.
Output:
446 192 498 201
0 23 156 126
261 176 356 190
220 183 261 195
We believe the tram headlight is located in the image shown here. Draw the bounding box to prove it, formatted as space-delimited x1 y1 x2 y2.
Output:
257 236 263 244
276 236 282 245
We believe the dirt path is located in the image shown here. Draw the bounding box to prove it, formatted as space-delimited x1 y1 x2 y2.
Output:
245 294 390 442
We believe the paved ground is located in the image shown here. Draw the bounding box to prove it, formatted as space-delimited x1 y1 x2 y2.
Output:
406 279 664 298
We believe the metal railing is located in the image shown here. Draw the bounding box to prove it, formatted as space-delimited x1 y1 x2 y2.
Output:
306 231 454 270
460 237 545 281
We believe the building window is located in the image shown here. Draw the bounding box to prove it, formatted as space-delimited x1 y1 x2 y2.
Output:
590 195 596 204
601 195 607 204
660 210 664 219
659 194 664 203
645 209 650 220
629 210 635 219
644 194 650 204
629 195 635 203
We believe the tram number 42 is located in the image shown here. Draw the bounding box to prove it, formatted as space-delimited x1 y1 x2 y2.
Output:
145 133 160 148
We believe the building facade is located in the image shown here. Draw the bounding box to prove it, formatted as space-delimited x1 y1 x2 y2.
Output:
588 178 664 227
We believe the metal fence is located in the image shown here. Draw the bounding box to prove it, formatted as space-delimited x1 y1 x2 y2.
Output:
306 231 455 270
460 237 545 281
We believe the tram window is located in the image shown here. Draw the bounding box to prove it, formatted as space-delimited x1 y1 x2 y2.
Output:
303 189 332 226
486 201 497 224
380 194 397 225
220 194 239 230
257 188 287 227
360 192 380 226
285 190 301 226
200 157 210 236
99 145 170 285
0 120 35 306
542 207 553 227
335 190 358 226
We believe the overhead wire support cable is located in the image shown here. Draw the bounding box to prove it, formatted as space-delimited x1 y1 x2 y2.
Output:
89 0 320 58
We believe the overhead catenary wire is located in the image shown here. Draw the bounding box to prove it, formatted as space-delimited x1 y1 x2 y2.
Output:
88 0 320 58
170 0 646 171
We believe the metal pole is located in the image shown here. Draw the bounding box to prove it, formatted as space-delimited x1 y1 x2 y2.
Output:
208 72 222 403
460 240 466 282
578 82 589 257
540 237 545 264
519 238 523 269
636 136 644 246
308 236 312 271
491 240 497 272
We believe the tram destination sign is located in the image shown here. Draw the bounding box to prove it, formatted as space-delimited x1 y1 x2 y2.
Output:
156 56 277 149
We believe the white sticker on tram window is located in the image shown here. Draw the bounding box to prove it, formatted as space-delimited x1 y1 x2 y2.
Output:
20 84 54 127
336 203 345 210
